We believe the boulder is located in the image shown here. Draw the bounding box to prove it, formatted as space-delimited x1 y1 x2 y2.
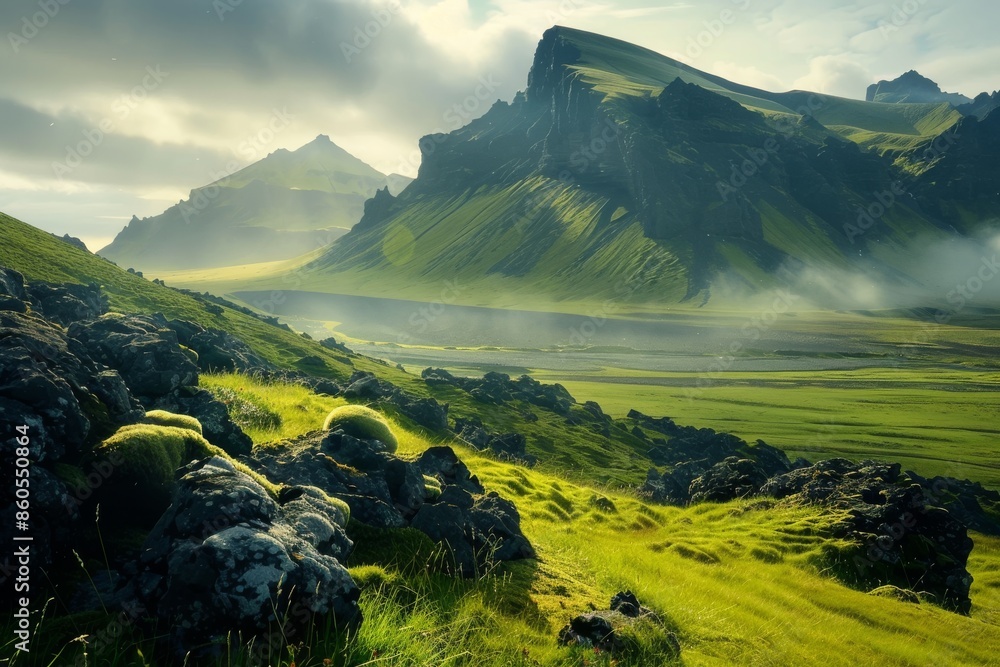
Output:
343 371 395 400
415 446 485 494
453 417 535 464
126 457 359 659
0 310 142 462
69 315 198 402
0 267 28 312
27 281 107 325
152 387 253 457
248 433 532 576
166 319 271 373
557 591 679 659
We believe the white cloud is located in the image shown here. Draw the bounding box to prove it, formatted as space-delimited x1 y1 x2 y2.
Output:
792 56 872 98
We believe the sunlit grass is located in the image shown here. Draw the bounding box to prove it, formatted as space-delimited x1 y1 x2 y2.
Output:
75 374 991 665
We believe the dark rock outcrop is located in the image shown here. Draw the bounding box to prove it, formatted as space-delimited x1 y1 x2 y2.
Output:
762 459 975 614
69 315 198 403
0 310 142 462
341 371 450 431
688 456 769 503
166 319 271 373
0 283 145 592
633 409 794 504
453 416 535 464
248 432 532 576
27 281 107 326
422 367 574 414
125 456 359 659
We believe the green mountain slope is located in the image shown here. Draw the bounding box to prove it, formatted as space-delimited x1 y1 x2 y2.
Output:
285 26 991 308
99 135 412 271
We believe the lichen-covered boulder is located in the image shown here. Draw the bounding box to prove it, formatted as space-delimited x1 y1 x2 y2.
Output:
127 457 359 659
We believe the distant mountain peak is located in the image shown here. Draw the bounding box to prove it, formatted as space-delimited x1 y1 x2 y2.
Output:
866 71 971 105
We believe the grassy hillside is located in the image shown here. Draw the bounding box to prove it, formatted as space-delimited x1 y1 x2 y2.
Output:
0 211 370 380
0 211 665 486
13 373 1000 666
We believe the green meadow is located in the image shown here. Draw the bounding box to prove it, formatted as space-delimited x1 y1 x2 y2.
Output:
539 365 1000 489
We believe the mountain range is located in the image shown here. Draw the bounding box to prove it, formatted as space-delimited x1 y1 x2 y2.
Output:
98 26 1000 311
99 135 411 270
276 27 1000 307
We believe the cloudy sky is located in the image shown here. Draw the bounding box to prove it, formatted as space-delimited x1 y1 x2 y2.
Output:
1 0 996 251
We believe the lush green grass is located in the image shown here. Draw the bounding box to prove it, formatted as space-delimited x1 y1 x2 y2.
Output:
12 374 1000 665
201 372 347 442
542 365 1000 488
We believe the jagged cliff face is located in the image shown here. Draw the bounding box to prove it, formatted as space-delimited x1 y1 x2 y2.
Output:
306 27 1000 305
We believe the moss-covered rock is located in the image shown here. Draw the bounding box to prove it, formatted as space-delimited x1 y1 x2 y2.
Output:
93 422 279 526
323 405 397 452
142 409 203 434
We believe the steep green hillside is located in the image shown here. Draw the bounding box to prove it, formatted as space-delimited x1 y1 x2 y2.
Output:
99 135 411 270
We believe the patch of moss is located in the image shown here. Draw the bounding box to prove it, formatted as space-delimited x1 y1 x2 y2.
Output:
346 520 445 576
323 405 398 452
142 409 203 434
93 423 280 526
423 474 442 501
